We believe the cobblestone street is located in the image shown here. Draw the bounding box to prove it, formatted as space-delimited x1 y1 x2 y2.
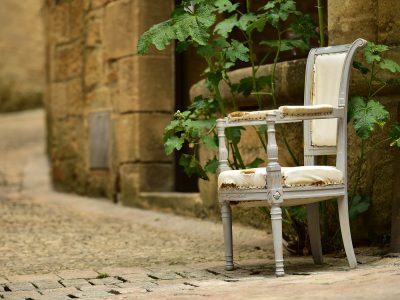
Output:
1 110 399 299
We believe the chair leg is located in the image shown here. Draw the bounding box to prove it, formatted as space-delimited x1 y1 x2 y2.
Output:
271 205 284 276
306 203 323 264
337 195 357 268
221 202 234 271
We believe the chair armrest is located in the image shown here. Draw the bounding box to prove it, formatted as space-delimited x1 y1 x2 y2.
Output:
276 105 345 122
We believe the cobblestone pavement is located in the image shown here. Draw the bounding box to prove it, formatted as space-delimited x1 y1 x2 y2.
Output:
0 110 399 299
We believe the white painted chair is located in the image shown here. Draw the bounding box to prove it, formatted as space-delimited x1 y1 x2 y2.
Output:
217 38 367 276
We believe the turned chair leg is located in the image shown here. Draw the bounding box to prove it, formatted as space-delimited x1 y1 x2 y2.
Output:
306 203 323 264
338 195 357 268
221 202 234 271
271 205 284 276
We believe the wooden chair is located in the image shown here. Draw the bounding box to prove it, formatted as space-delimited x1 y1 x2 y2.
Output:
217 38 367 276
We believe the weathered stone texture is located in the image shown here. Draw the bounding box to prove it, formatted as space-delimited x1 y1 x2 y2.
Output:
0 0 45 112
45 0 175 202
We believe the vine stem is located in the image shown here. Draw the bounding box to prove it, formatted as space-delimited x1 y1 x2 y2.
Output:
351 139 366 197
270 29 282 108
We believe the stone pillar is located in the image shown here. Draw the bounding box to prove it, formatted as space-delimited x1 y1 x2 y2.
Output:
328 0 400 244
45 0 175 203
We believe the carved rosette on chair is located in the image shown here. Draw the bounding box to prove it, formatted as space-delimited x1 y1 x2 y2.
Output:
216 38 367 277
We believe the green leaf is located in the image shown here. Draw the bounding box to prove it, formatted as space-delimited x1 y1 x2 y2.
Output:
237 13 257 31
225 126 244 144
389 124 400 147
348 96 390 139
378 59 400 73
214 15 238 38
291 14 316 43
205 156 219 173
364 42 389 64
246 157 264 168
201 134 218 150
261 39 308 52
214 0 239 13
137 3 216 55
245 16 267 33
225 40 249 62
197 44 214 58
235 76 272 96
207 71 223 87
179 154 208 180
349 195 371 221
352 61 370 75
164 136 185 155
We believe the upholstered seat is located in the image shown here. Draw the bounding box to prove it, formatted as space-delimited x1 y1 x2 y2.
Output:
218 166 343 190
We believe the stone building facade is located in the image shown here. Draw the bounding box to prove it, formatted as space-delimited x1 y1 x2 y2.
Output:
44 0 399 241
44 0 176 204
0 0 45 111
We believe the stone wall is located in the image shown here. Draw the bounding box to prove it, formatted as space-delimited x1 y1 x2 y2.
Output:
44 0 175 202
328 0 400 242
0 0 45 111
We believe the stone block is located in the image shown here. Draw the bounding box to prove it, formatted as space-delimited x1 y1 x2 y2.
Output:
69 0 84 40
84 49 102 89
54 41 83 81
60 278 92 288
5 282 35 292
104 0 135 59
6 274 60 283
112 56 174 113
137 163 174 192
67 77 83 116
114 114 139 163
48 3 69 44
89 277 123 285
134 56 175 112
85 86 112 111
49 82 68 119
114 113 172 163
378 1 400 44
328 0 377 44
119 164 141 206
86 17 102 48
92 0 111 9
57 270 99 280
32 279 63 290
137 113 172 162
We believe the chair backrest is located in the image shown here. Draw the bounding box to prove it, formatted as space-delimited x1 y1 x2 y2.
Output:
303 39 367 157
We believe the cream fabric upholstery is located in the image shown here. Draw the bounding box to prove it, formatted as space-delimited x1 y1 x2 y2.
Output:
311 52 347 146
228 110 274 122
279 104 334 117
218 166 343 190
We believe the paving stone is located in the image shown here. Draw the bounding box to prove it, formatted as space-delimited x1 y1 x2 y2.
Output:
1 290 42 300
32 279 63 290
0 277 9 284
96 267 149 277
40 286 79 297
147 271 184 281
74 289 112 298
60 278 91 288
6 274 60 283
57 270 98 280
4 282 36 292
115 273 149 283
89 277 123 285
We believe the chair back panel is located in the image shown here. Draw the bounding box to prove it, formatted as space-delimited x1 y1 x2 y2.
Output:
311 52 347 147
303 39 367 158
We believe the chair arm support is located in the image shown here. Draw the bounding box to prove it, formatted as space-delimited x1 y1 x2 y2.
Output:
265 111 283 204
216 119 231 174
